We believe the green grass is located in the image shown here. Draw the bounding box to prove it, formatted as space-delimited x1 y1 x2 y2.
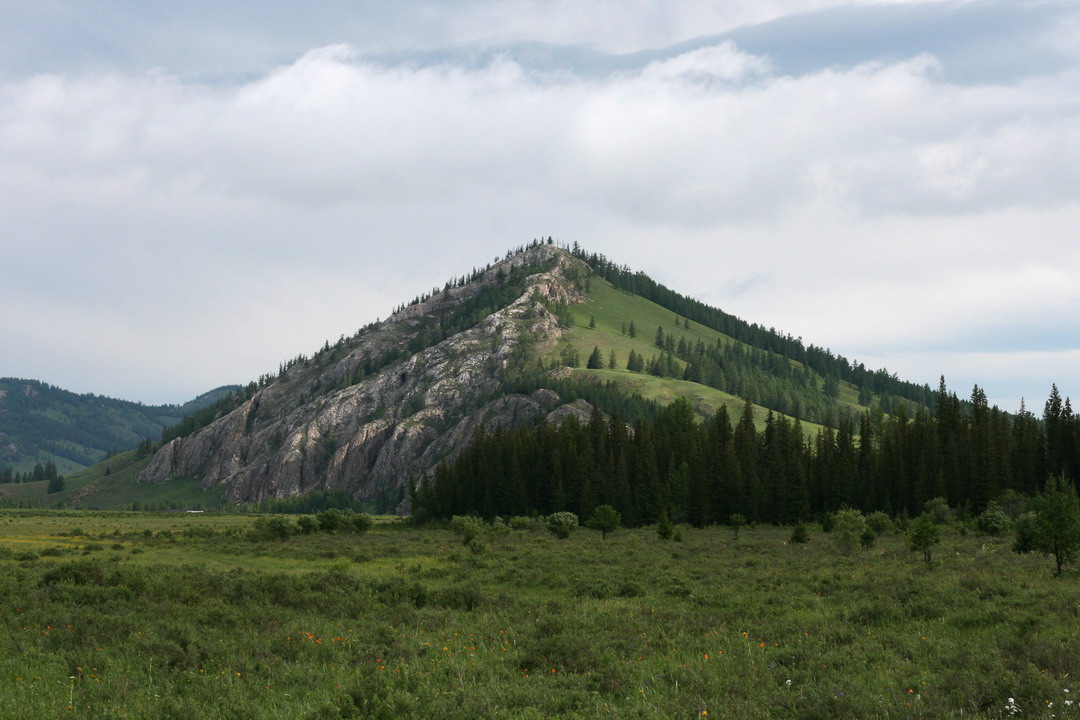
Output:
1 451 227 511
1 511 1077 719
556 279 828 433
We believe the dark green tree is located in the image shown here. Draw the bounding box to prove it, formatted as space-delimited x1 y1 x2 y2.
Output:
908 514 940 567
47 474 65 494
587 346 604 369
657 510 674 540
1014 475 1080 575
587 504 622 539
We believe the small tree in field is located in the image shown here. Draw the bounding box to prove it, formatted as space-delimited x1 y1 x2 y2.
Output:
587 504 621 540
789 522 810 544
831 509 866 556
657 510 674 540
1013 475 1080 576
729 513 747 539
908 514 940 568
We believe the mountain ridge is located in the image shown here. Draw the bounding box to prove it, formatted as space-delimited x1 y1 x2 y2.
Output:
0 378 239 475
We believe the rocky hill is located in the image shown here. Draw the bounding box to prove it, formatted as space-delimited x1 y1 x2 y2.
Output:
138 243 598 506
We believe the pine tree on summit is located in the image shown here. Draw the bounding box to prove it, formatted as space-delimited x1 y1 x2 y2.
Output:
587 346 604 369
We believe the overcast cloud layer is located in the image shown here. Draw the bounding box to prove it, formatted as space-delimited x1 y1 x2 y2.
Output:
2 0 1079 411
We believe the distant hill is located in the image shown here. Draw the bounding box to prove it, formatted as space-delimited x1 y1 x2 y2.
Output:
0 379 240 474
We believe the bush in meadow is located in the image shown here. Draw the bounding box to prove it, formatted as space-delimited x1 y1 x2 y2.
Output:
908 513 941 567
789 522 810 544
545 511 579 539
509 516 540 532
925 497 953 525
866 511 895 535
450 515 484 545
1012 475 1080 576
657 510 674 540
976 501 1010 536
340 510 374 533
250 515 295 541
316 509 344 533
729 513 747 539
831 509 866 556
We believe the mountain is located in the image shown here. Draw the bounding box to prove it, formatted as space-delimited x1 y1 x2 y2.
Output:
132 241 926 510
0 379 239 475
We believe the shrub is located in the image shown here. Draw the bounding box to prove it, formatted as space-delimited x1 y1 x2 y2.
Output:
340 511 373 533
831 509 866 556
820 512 835 533
866 511 895 535
657 511 674 541
790 522 810 544
316 509 343 533
450 515 484 545
908 513 941 567
545 512 579 539
1013 475 1080 576
1012 512 1038 554
509 516 539 532
976 501 1010 536
729 513 747 538
925 497 952 525
250 515 295 541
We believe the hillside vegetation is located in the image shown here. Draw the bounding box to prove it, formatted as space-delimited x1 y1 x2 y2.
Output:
0 380 238 476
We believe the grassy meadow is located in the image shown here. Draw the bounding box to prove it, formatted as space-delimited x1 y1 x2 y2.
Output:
1 510 1077 719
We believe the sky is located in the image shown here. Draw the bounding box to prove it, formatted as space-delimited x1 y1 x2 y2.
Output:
2 0 1079 412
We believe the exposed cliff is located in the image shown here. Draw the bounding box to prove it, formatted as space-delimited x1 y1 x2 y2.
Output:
138 244 594 505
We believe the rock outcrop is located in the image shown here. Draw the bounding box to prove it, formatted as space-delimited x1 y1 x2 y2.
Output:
138 244 594 506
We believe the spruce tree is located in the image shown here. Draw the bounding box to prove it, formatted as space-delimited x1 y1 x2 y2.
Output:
587 346 604 369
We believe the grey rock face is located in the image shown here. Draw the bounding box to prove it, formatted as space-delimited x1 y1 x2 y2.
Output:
138 245 593 505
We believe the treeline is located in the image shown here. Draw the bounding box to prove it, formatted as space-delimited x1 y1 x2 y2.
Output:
416 382 1080 527
595 323 915 424
0 378 177 469
1 460 64 492
565 244 935 409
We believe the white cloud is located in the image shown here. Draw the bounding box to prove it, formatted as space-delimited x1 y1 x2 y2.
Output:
1 14 1079 407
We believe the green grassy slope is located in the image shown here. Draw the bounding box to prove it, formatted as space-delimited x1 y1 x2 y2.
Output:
552 279 848 432
0 450 222 511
